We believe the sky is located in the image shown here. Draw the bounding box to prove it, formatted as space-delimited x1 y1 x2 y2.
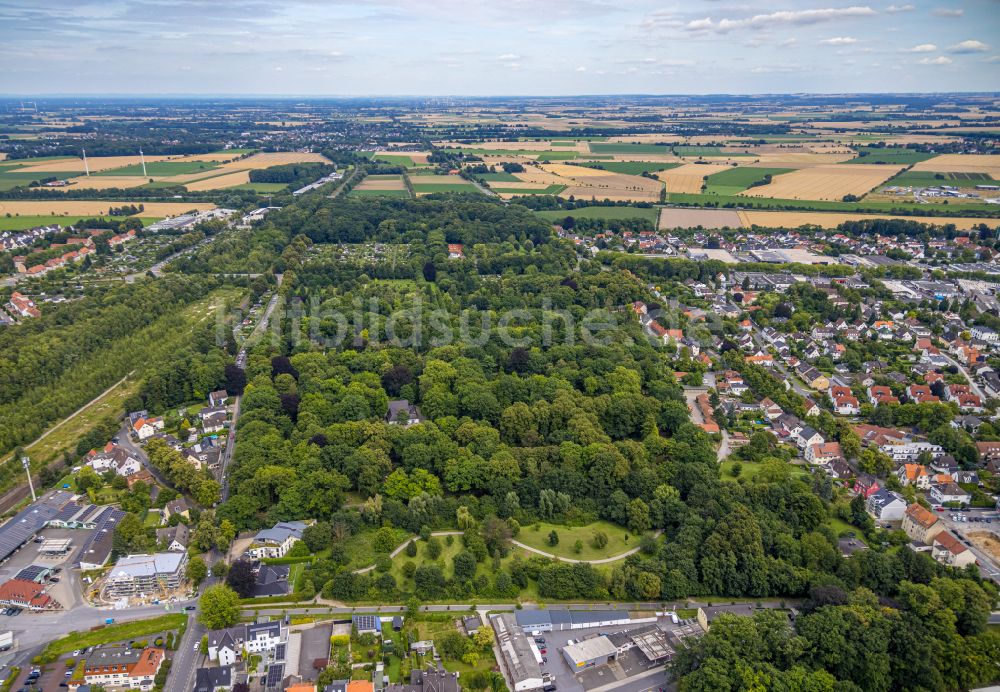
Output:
1 0 998 95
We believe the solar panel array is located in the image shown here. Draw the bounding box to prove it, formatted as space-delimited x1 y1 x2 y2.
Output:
0 492 70 562
265 663 284 690
14 564 48 582
274 643 286 662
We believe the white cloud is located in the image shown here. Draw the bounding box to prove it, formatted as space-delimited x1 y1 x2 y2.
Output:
919 56 953 65
904 43 937 52
575 65 586 72
497 53 519 60
932 7 964 17
820 36 858 45
886 4 915 12
685 6 877 33
949 40 989 53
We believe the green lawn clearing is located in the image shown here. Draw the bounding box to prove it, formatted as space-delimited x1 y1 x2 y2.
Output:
516 520 647 561
232 182 289 193
41 614 187 660
349 189 412 198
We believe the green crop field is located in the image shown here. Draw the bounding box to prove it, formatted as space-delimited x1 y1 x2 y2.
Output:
95 160 221 177
673 145 753 157
885 170 995 187
704 167 793 195
232 182 290 192
0 170 82 190
491 184 567 195
588 143 673 155
372 153 418 167
846 147 936 165
578 161 681 175
536 151 579 160
665 191 1000 214
349 188 412 198
411 183 480 194
535 206 659 223
477 172 521 182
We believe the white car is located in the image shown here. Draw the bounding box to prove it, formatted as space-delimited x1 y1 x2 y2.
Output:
193 643 200 652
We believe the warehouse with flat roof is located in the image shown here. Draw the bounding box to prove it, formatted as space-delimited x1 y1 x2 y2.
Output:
514 608 638 632
561 636 618 670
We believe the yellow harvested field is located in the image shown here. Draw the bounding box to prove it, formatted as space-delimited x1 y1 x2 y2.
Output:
540 163 610 178
751 152 855 166
491 181 553 190
660 164 732 194
14 155 172 173
185 171 251 191
741 164 902 201
0 153 6 161
0 201 214 217
911 154 1000 177
740 210 992 231
514 168 571 186
355 177 406 191
216 152 330 170
50 176 149 191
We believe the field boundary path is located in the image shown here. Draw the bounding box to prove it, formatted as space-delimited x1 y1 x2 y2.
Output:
511 530 663 564
353 531 463 574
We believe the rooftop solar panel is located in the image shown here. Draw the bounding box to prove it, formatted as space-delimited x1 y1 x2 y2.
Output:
274 643 286 661
265 663 284 689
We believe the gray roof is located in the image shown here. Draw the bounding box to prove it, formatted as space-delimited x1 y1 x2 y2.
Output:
195 666 233 692
110 552 185 578
254 521 307 545
563 636 618 665
0 491 75 563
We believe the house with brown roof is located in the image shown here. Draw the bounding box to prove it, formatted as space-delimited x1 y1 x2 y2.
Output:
896 464 931 489
902 503 940 544
79 646 164 691
931 531 976 568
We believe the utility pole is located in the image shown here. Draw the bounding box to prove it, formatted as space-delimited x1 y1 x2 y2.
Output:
21 456 36 502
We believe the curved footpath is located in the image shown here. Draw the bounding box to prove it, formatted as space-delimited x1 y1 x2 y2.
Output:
352 529 663 573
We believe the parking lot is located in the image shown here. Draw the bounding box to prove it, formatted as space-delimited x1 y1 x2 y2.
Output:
0 528 86 612
531 619 676 692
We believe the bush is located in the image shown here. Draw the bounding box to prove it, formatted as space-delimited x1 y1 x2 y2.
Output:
402 561 417 579
375 555 392 573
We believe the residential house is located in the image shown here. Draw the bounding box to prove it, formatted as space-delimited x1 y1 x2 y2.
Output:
208 390 229 408
194 666 233 692
867 386 899 406
132 416 164 441
201 411 228 434
805 442 842 465
156 524 189 552
246 521 308 560
207 620 286 667
796 364 830 391
896 464 931 489
866 489 907 522
385 400 424 427
794 426 824 451
902 503 941 544
163 498 190 522
929 482 971 506
931 531 977 568
86 444 141 477
759 398 784 420
0 578 59 610
80 647 164 691
880 442 944 463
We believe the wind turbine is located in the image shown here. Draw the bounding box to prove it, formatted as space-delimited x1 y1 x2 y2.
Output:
82 148 90 176
139 147 148 178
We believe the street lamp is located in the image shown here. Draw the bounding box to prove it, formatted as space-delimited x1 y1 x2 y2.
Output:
21 455 36 502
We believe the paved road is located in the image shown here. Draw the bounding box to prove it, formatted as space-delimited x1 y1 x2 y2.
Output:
941 353 987 402
164 613 204 692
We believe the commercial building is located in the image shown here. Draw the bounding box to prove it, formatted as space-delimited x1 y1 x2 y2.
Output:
490 612 546 692
561 636 618 670
514 608 643 633
107 552 187 597
902 503 941 544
